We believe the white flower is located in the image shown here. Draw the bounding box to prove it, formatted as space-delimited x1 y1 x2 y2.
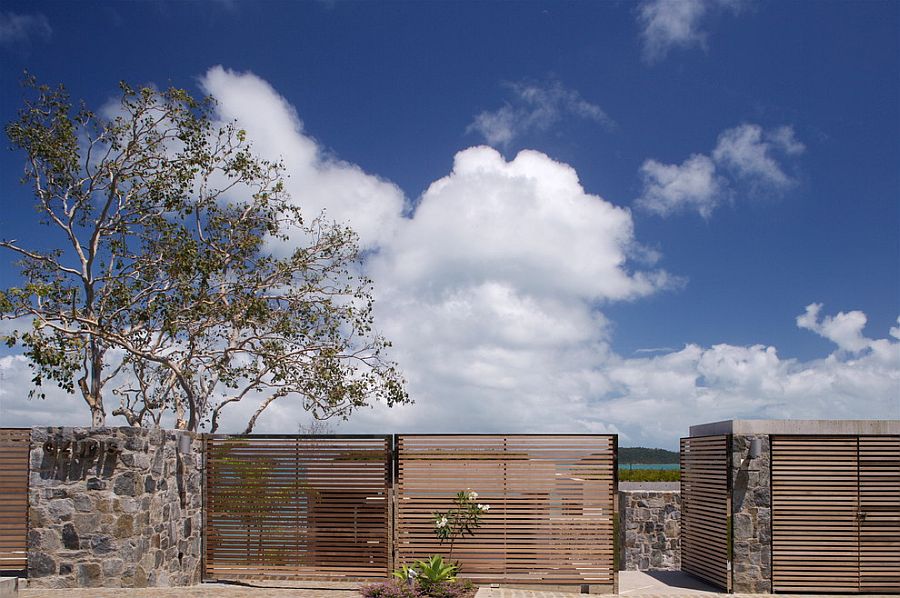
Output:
478 504 491 512
468 491 478 500
435 516 448 528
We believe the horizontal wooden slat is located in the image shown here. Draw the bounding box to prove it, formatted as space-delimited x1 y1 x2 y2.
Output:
772 434 900 594
859 436 900 593
0 428 29 571
772 436 859 593
680 435 729 592
204 435 391 580
396 435 615 585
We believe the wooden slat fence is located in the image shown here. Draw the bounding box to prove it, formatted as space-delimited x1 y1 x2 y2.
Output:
204 435 392 580
859 435 900 593
680 434 730 592
772 435 859 593
0 428 30 574
395 435 616 587
772 435 900 594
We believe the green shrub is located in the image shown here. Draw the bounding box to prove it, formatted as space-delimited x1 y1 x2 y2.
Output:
619 468 680 482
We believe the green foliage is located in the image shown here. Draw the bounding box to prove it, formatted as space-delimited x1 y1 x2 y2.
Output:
392 564 419 582
209 440 317 563
432 489 490 563
389 557 473 598
414 555 458 585
619 468 680 482
1 74 409 430
619 446 679 464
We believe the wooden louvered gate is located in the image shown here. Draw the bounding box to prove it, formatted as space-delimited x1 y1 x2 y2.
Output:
395 435 617 588
859 436 900 593
772 435 900 594
680 434 731 592
204 435 392 580
0 429 30 574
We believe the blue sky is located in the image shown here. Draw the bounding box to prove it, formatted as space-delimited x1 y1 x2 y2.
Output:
0 1 897 448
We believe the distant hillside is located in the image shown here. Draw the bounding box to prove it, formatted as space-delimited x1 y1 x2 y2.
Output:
620 446 679 464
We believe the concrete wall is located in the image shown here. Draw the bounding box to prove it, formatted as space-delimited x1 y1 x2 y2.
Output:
26 427 203 589
618 490 680 571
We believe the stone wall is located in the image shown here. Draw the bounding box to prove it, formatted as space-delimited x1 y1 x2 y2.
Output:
618 490 680 571
27 427 203 588
730 434 772 593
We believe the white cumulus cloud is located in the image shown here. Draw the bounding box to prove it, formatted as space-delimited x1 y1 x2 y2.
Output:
199 66 406 250
353 146 672 437
797 303 872 354
468 80 613 147
373 146 670 302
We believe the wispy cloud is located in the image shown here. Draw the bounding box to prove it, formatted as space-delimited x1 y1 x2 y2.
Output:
468 80 613 147
633 347 678 355
637 154 723 218
638 0 745 64
636 123 804 217
0 11 51 47
713 124 805 187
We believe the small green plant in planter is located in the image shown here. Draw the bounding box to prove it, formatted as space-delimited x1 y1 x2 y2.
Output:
365 490 488 598
415 555 458 586
392 564 420 583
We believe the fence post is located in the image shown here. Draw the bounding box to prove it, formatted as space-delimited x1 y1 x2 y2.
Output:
613 434 619 595
391 434 400 576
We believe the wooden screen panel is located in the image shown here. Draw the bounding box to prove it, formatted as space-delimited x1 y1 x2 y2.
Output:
0 428 29 573
679 435 730 592
859 435 900 593
396 435 616 587
205 435 391 580
771 436 860 593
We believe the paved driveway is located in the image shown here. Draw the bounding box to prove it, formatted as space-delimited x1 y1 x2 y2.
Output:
19 582 360 598
16 573 900 598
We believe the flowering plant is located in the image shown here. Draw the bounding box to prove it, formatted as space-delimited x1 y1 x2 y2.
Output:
433 489 490 561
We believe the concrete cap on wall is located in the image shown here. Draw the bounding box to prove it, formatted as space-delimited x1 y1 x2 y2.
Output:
689 419 900 437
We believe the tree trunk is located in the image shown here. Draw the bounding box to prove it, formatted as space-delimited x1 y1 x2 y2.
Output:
90 406 106 427
174 394 187 430
79 376 106 428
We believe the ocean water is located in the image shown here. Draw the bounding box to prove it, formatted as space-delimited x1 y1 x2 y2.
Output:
618 463 679 470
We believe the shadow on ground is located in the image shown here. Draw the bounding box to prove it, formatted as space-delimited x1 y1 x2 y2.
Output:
645 572 720 592
618 570 722 595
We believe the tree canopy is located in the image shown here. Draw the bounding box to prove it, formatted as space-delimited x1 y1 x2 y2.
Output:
1 75 409 431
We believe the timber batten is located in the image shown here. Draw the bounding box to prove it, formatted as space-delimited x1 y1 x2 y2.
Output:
203 433 617 587
395 435 617 586
204 435 392 580
0 428 29 574
680 434 730 592
771 434 900 594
